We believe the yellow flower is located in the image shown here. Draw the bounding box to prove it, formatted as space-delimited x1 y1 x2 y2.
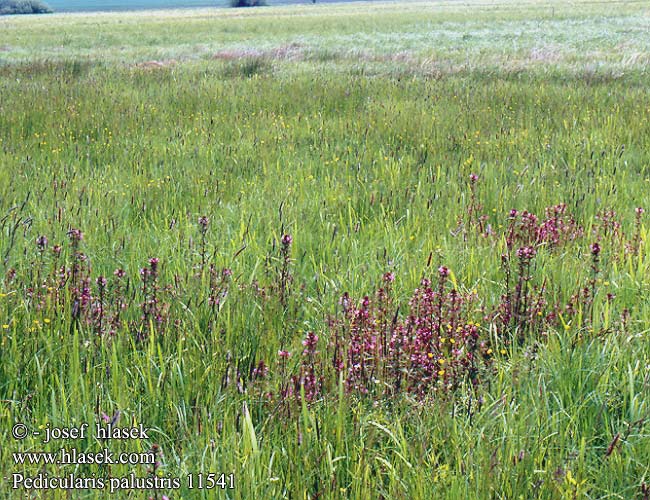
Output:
427 352 434 359
2 324 9 329
438 370 445 376
44 318 51 324
486 349 493 355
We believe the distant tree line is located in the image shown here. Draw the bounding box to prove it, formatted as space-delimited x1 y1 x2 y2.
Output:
230 0 266 7
0 0 52 14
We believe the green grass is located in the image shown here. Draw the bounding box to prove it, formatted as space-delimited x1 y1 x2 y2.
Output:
1 1 649 498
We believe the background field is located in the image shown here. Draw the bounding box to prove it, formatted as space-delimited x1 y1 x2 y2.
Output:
45 0 355 14
2 0 650 72
1 1 650 499
47 0 225 12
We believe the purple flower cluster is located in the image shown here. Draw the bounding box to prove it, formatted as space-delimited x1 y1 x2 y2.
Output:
506 204 583 250
325 271 491 399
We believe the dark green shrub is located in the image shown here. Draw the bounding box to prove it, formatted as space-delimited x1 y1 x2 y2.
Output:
0 0 53 14
229 0 266 7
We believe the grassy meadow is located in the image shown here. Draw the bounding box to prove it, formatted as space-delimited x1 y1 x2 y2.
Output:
1 0 650 498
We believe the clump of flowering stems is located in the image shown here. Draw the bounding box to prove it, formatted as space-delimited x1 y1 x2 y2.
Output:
136 257 175 340
265 332 323 414
260 234 637 409
85 268 128 338
138 257 160 339
591 207 646 261
512 246 536 338
593 209 623 245
250 331 327 415
291 331 322 404
35 235 47 285
24 232 132 338
631 207 645 256
496 240 616 341
505 204 583 251
250 269 492 412
262 233 294 311
495 246 548 344
189 215 235 331
309 268 490 402
67 228 91 328
3 200 644 407
8 227 240 340
464 176 584 245
492 206 645 338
